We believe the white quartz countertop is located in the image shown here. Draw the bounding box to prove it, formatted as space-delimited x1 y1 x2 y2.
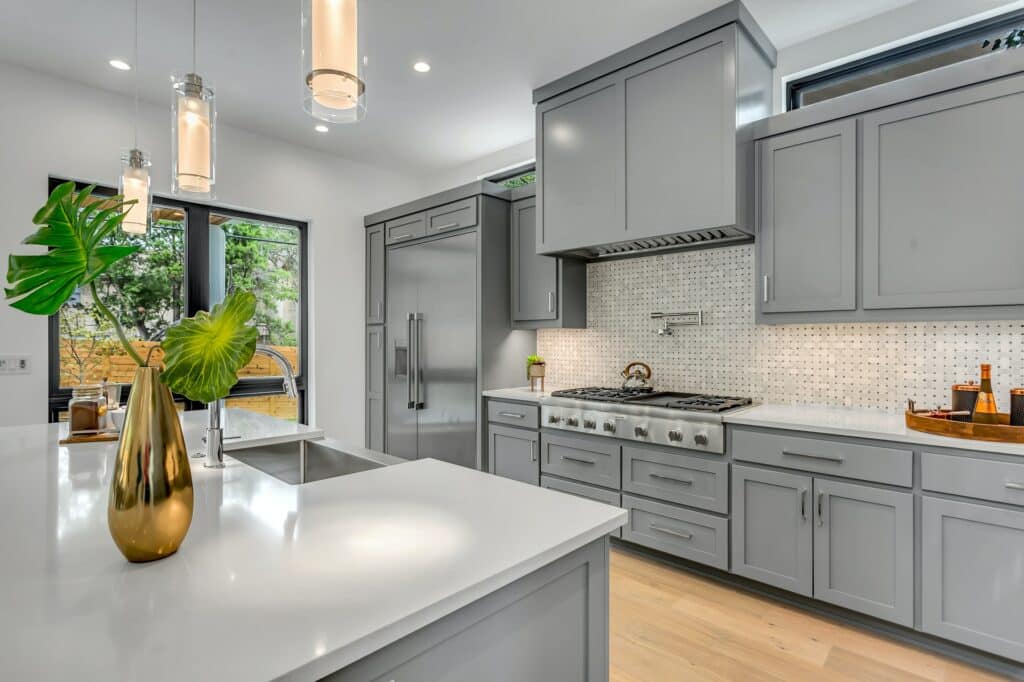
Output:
482 386 564 403
725 404 1024 457
0 409 625 681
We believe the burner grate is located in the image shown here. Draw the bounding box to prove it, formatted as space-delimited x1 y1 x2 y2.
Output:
552 387 751 412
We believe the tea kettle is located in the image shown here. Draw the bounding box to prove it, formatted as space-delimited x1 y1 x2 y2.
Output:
621 362 652 390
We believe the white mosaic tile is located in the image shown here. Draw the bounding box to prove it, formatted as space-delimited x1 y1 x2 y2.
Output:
536 244 1024 413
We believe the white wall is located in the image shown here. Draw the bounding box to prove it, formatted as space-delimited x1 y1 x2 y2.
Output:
0 61 425 439
422 139 535 194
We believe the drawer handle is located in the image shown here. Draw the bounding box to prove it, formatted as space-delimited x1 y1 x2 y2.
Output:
649 472 693 486
650 524 692 541
800 488 807 521
434 221 460 230
498 412 525 419
391 232 411 240
1006 481 1024 491
782 449 844 463
562 455 596 466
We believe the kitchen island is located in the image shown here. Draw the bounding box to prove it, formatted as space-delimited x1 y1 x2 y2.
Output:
0 410 625 681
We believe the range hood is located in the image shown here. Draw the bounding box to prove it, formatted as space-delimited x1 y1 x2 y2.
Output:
565 225 753 260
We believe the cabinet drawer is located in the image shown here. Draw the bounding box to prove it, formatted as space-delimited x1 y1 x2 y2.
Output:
622 494 728 570
731 428 912 487
541 475 622 538
385 212 427 244
541 433 620 489
487 400 539 429
922 452 1024 507
426 197 478 235
622 446 728 513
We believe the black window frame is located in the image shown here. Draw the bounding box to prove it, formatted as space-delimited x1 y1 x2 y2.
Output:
787 8 1024 111
47 176 309 423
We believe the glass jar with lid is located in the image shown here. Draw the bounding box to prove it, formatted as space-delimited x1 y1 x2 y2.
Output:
69 385 108 436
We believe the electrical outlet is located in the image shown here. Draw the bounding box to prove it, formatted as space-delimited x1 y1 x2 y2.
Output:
0 355 31 375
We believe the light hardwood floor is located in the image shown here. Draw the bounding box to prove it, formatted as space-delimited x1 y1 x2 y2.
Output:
609 549 1009 682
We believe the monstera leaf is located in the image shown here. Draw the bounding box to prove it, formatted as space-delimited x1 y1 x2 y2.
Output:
160 291 259 403
5 181 139 315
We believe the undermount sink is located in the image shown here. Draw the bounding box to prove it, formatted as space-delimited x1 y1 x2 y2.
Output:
227 437 402 485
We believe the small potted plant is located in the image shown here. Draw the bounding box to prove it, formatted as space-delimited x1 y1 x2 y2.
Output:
526 354 546 391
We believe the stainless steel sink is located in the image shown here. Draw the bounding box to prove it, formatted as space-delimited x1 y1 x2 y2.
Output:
227 438 402 485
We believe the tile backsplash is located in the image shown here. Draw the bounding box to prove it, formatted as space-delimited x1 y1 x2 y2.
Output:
536 244 1024 413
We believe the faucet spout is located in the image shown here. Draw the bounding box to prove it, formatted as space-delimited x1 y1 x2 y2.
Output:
255 344 299 398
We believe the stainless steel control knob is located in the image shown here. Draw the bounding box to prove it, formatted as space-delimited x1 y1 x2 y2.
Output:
603 421 617 433
668 429 683 442
583 418 596 429
566 416 579 427
694 432 709 446
548 414 560 424
634 424 648 438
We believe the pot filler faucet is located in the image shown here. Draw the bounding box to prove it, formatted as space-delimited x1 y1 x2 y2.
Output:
200 344 299 468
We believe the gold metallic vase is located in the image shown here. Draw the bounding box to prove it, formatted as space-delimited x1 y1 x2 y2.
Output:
108 366 193 562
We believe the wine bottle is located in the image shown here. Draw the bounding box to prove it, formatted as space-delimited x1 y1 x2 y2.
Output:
973 363 1000 424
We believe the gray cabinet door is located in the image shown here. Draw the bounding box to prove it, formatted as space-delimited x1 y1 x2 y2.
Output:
731 465 813 596
511 197 558 321
624 27 735 239
863 75 1024 309
536 74 624 254
921 496 1024 661
759 119 856 313
812 479 913 626
488 424 539 486
365 224 385 324
365 326 385 451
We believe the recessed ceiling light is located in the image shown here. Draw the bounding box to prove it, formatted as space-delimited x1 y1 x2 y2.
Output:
109 59 132 71
315 124 329 133
413 61 431 73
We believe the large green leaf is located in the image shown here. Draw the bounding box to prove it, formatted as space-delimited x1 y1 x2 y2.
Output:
5 181 139 315
160 291 259 403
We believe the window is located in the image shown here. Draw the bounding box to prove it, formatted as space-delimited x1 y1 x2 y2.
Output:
787 9 1024 110
483 162 536 189
48 178 308 423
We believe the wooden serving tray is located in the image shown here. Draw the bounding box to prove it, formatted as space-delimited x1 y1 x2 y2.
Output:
59 432 120 445
905 410 1024 444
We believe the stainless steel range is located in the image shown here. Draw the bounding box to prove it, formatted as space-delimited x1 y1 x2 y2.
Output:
540 387 752 454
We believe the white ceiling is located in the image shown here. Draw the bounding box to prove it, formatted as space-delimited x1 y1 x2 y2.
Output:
0 0 917 176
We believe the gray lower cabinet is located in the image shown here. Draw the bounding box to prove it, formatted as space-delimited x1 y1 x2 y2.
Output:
621 446 728 514
862 74 1024 310
623 494 729 570
731 465 813 596
488 424 539 486
540 432 621 489
365 326 385 451
921 496 1024 661
541 475 622 538
758 119 856 314
365 224 385 324
813 479 913 626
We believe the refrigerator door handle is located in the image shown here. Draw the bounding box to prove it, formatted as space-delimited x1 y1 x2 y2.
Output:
406 313 415 409
415 313 425 409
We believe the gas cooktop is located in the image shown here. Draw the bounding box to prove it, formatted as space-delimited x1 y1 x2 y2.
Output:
550 387 751 413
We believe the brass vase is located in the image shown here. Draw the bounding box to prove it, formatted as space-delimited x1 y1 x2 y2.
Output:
108 366 193 562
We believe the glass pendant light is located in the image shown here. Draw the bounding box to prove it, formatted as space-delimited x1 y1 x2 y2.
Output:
172 0 215 198
119 0 151 234
302 0 367 123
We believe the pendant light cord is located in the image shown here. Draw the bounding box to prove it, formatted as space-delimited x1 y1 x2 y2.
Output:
133 0 139 148
192 0 197 73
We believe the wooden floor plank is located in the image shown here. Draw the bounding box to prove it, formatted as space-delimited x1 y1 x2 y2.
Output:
608 548 1006 682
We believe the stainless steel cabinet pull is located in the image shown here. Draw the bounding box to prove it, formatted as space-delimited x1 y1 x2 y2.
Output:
650 525 692 541
763 275 769 303
783 449 844 463
434 222 459 231
800 488 807 521
392 232 411 240
530 441 536 463
817 491 825 527
562 455 596 466
376 301 383 319
547 291 555 313
498 412 525 419
650 472 693 486
1006 481 1024 490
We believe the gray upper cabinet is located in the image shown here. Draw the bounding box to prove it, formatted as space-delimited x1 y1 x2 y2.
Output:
921 496 1024 661
426 197 478 235
365 326 385 451
488 424 539 486
731 465 813 596
511 195 587 328
385 212 427 245
863 75 1024 310
366 223 385 324
624 29 735 239
813 479 913 626
536 76 624 254
759 120 856 313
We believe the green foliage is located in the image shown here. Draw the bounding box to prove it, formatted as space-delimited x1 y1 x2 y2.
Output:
5 182 139 315
983 28 1024 50
502 173 536 189
160 291 259 403
526 354 545 370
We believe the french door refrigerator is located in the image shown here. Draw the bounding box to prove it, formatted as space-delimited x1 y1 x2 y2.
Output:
386 231 479 468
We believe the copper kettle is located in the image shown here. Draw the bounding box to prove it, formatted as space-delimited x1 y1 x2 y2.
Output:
621 362 652 390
